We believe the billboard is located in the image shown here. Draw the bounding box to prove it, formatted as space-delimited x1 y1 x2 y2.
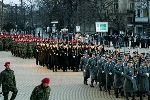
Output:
95 22 108 32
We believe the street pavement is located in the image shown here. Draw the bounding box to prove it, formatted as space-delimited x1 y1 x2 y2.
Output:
0 47 149 100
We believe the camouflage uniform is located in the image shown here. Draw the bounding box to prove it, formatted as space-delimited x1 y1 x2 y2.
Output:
30 84 51 100
27 41 34 58
0 41 3 51
0 68 18 100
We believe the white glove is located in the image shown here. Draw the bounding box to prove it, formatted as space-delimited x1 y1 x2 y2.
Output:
121 72 124 75
109 72 112 75
79 69 81 71
102 71 104 73
131 77 134 80
146 73 149 77
84 70 86 72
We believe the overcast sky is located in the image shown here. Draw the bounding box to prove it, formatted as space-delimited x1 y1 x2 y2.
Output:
3 0 21 4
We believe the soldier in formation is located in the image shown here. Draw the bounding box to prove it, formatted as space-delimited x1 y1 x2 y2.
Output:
77 45 150 100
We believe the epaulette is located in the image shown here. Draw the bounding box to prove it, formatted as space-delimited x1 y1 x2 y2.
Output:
35 86 40 89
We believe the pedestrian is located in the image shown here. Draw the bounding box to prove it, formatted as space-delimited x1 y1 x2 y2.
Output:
0 62 18 100
30 78 51 100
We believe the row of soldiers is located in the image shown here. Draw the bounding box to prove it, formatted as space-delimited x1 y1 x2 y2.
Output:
79 49 150 100
0 34 33 51
35 41 105 72
11 38 36 59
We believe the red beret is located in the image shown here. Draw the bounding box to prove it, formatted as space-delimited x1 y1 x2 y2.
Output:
41 78 50 83
4 62 10 66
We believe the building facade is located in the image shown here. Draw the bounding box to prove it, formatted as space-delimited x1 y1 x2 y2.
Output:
134 0 150 37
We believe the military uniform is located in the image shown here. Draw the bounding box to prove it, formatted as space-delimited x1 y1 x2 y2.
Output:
105 57 115 94
0 40 3 51
123 61 138 100
0 62 18 100
53 46 59 72
71 45 79 72
97 55 107 91
79 51 90 85
138 61 150 100
87 52 97 87
30 78 51 100
30 84 51 100
113 59 124 98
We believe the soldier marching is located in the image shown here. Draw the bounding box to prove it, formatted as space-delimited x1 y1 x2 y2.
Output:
1 33 150 100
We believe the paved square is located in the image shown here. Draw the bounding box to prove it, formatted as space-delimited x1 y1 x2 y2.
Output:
0 48 149 100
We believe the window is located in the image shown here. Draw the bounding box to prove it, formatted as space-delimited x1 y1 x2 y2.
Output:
136 9 148 17
114 0 119 9
143 9 148 17
130 3 134 10
137 9 141 17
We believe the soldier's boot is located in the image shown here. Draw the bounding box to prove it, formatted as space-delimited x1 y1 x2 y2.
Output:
120 91 125 97
55 66 57 72
3 92 9 100
108 89 110 95
76 68 78 72
126 92 129 100
90 81 94 87
52 66 55 72
132 93 136 100
85 81 88 85
99 85 102 91
73 67 76 72
114 88 118 98
140 95 143 100
148 95 150 100
83 77 86 84
10 88 18 100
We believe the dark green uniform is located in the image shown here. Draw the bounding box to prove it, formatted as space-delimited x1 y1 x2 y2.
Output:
30 84 51 100
0 68 18 100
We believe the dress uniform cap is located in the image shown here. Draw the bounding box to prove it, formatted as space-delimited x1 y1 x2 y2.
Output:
101 54 105 57
108 56 113 59
132 52 136 54
142 60 147 63
127 60 133 63
4 62 10 66
41 78 50 83
124 53 128 56
92 52 96 55
117 58 122 62
84 50 88 54
141 53 145 55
